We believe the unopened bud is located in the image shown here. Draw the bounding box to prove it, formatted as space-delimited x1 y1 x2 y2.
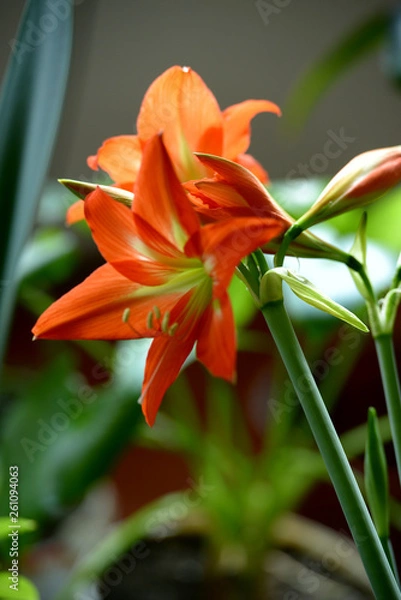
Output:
297 145 401 229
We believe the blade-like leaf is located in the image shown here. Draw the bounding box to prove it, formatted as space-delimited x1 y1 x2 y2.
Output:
0 0 73 369
261 267 369 332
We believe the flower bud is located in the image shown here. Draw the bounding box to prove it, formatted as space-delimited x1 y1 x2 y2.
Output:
297 146 401 229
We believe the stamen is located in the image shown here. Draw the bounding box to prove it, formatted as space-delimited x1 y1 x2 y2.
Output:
161 310 171 333
122 308 142 336
168 323 179 336
146 310 154 330
153 305 161 320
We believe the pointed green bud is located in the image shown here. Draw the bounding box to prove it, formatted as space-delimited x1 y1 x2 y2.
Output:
364 407 389 538
59 179 134 207
296 146 401 229
260 267 369 332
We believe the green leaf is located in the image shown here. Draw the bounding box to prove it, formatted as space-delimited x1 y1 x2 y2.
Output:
0 573 39 600
364 407 389 538
0 352 142 523
0 518 36 539
283 11 389 130
261 267 369 332
0 0 73 369
341 414 391 460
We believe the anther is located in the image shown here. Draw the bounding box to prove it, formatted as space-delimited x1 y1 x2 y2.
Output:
168 323 179 336
161 310 171 333
146 310 154 330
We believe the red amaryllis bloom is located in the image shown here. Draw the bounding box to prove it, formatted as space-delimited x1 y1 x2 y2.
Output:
67 65 280 223
34 135 286 425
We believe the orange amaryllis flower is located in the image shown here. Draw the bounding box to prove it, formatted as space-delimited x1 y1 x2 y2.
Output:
186 153 351 263
34 135 286 425
67 65 280 223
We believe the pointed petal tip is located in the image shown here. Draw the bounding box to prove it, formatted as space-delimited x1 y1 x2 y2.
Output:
144 411 155 427
87 154 99 170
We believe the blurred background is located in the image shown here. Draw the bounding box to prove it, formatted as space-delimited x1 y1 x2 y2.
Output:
1 1 401 599
2 0 401 180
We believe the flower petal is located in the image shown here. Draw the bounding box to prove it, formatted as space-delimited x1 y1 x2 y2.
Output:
196 291 236 381
133 134 201 253
32 264 167 340
66 200 85 225
141 332 196 426
140 289 200 426
235 153 269 183
87 135 143 184
222 99 281 159
195 153 291 224
197 216 288 295
137 66 223 180
84 186 179 285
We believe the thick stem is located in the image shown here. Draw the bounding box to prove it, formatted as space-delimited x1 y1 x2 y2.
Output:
262 299 400 600
374 334 401 487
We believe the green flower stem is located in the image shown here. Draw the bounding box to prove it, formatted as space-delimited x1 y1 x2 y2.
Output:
262 299 401 599
374 334 401 487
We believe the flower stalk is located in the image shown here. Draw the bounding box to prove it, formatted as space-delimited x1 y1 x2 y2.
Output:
259 294 400 599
